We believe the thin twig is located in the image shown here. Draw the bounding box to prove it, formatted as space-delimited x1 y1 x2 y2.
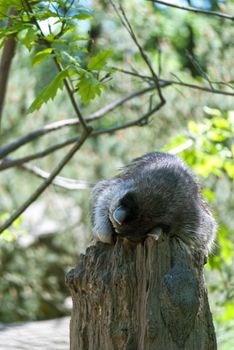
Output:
115 68 234 96
93 101 164 131
20 163 94 190
111 67 164 82
163 78 234 96
0 128 92 233
110 0 165 104
148 0 234 21
185 52 215 91
0 86 155 158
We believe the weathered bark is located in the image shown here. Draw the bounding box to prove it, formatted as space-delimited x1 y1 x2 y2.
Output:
66 234 216 350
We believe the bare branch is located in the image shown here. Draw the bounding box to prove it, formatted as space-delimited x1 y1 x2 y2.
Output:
148 0 234 21
89 85 156 118
20 163 94 190
20 139 193 190
0 102 164 171
0 119 79 158
0 86 155 158
0 128 92 234
0 71 233 166
0 138 81 170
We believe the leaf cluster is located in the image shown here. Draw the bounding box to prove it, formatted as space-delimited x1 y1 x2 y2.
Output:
165 107 234 334
0 0 113 109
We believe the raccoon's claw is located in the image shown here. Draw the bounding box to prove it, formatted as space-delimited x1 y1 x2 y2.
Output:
147 227 163 241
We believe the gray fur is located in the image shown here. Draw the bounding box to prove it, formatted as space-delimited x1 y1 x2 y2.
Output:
91 152 217 253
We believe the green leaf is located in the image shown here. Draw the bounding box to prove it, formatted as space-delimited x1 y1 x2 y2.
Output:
194 155 223 178
88 49 112 71
78 74 107 105
231 144 234 158
43 33 55 42
59 50 77 65
207 129 227 142
202 188 215 202
224 160 234 179
212 117 229 130
222 303 234 322
73 13 93 20
32 48 53 66
188 120 203 134
0 0 22 19
1 229 14 242
18 27 38 51
32 10 59 21
28 70 68 113
0 213 23 242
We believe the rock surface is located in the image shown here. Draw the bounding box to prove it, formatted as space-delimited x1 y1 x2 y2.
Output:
0 317 69 350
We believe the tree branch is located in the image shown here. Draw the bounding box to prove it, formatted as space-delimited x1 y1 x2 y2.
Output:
20 163 94 190
0 128 92 234
0 102 163 171
0 86 155 159
148 0 234 21
0 69 233 167
19 140 194 190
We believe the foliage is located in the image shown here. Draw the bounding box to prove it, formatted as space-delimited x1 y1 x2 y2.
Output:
0 0 112 109
165 107 234 347
0 213 23 242
165 107 234 180
0 229 77 322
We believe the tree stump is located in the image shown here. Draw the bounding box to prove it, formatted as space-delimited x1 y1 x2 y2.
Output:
66 234 217 350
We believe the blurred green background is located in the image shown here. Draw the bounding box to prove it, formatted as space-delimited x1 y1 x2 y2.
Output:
0 1 233 349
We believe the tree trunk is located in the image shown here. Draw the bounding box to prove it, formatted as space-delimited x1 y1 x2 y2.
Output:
66 234 217 350
0 8 17 123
